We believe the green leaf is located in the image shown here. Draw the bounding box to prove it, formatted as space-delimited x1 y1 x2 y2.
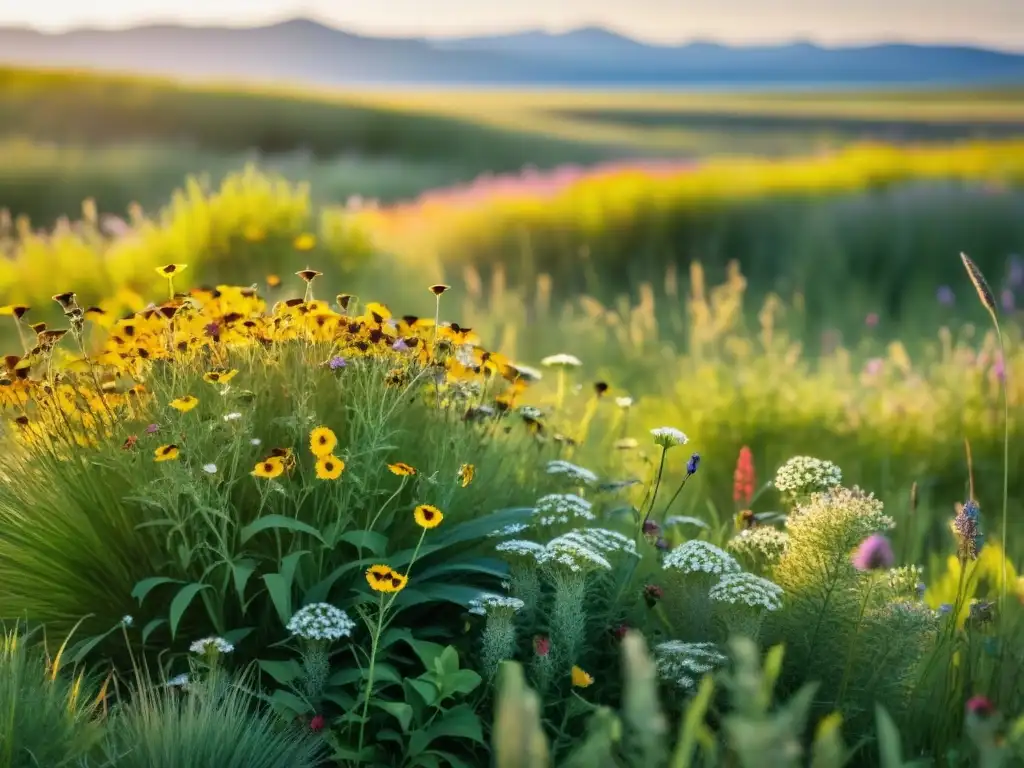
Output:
169 582 211 639
393 583 491 610
621 633 667 767
670 675 714 768
407 704 485 753
417 751 475 768
439 669 482 699
431 508 533 548
759 644 785 709
414 557 510 582
875 705 905 768
433 646 461 678
811 712 848 768
240 515 325 544
280 550 310 590
323 691 358 710
259 659 303 685
263 573 293 627
304 559 373 603
339 530 389 555
330 663 403 688
405 678 439 709
68 628 117 666
268 689 311 718
131 576 182 604
141 618 166 644
223 626 255 645
230 559 258 605
374 701 414 733
405 639 448 672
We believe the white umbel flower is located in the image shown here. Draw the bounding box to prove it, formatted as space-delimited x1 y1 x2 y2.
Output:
541 353 582 368
663 540 741 576
653 641 727 691
537 536 612 573
495 539 546 559
533 494 595 526
708 572 784 611
166 673 189 688
518 405 544 420
554 528 637 556
651 427 688 448
774 456 842 499
615 396 633 409
727 526 790 562
488 522 532 538
546 460 598 486
202 463 218 475
468 593 526 617
189 636 234 655
511 363 543 382
287 603 357 642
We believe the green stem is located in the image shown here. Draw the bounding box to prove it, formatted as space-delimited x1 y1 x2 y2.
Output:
994 324 1009 609
356 594 385 763
658 474 693 522
641 447 668 531
835 577 874 709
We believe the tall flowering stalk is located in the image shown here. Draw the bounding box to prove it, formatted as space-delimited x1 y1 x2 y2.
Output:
960 253 1009 607
733 446 756 507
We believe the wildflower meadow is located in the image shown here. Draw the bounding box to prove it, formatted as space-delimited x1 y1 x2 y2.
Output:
1 137 1024 764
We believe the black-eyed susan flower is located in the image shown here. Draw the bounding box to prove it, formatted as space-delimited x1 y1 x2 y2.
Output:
169 395 199 413
457 464 475 488
293 234 317 252
269 447 296 471
428 284 451 296
0 305 29 320
203 369 238 385
571 666 594 688
386 571 408 592
388 462 416 477
252 457 286 479
337 294 354 311
154 444 180 462
414 504 443 529
309 426 337 457
296 268 322 283
315 455 345 481
366 565 395 592
51 292 78 311
155 264 187 277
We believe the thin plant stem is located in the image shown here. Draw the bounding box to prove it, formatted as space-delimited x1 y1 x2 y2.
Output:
356 593 385 763
641 447 668 531
994 325 1009 608
835 576 875 709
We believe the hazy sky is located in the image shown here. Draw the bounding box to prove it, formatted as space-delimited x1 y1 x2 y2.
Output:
3 0 1023 50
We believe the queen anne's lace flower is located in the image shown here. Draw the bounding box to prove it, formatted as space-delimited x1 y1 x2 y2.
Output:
511 364 543 382
546 460 598 486
654 641 727 690
468 593 526 617
785 485 895 556
552 528 637 556
708 572 784 611
533 494 595 525
537 536 612 573
189 636 234 655
287 603 357 642
541 353 582 368
496 539 546 559
727 526 790 563
650 427 689 448
488 522 531 538
663 540 741 576
774 456 843 499
518 405 544 420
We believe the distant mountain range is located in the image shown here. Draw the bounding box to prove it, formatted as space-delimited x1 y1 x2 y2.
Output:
2 18 1024 87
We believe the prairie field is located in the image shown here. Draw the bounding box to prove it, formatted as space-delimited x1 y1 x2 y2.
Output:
2 64 1024 766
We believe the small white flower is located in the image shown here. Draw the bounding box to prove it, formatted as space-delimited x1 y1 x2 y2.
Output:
488 522 531 538
663 540 741 576
653 641 727 691
121 615 134 628
467 593 526 617
651 427 688 448
511 364 543 382
495 539 546 559
773 456 842 498
537 536 612 572
533 494 595 525
223 412 242 422
287 603 356 642
541 353 582 368
546 460 598 486
727 526 790 562
166 673 189 688
615 396 633 409
554 528 637 556
518 405 544 420
708 572 784 611
189 636 234 655
250 438 262 446
202 463 218 475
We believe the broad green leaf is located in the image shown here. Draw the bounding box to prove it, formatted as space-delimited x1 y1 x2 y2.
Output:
759 644 785 709
280 550 310 591
414 557 510 582
263 573 293 627
875 705 905 768
339 529 389 556
405 639 448 672
811 712 847 768
304 559 377 603
405 678 439 709
141 618 167 644
330 663 403 688
439 669 482 699
240 515 325 544
223 626 255 645
268 688 311 718
230 559 258 605
430 508 533 547
671 675 714 768
323 691 358 710
68 628 116 666
433 646 462 678
374 701 414 733
169 582 211 639
259 658 302 685
407 704 485 754
131 576 182 604
417 751 475 768
394 583 491 610
563 707 621 767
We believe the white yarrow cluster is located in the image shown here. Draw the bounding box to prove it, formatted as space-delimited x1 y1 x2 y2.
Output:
615 396 634 409
650 427 689 448
708 572 784 611
286 603 357 642
510 363 543 382
551 528 637 556
654 641 727 691
518 405 544 420
537 536 612 573
546 460 598 486
774 456 843 498
663 540 741 576
189 636 234 655
727 526 790 562
541 353 582 368
488 522 532 538
468 593 526 617
495 539 547 559
533 493 596 525
785 485 895 555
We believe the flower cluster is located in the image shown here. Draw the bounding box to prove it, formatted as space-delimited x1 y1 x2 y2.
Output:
653 641 727 691
540 353 582 368
468 593 526 617
952 500 983 562
727 526 790 564
533 494 595 525
773 456 843 500
189 636 234 655
286 603 357 642
545 460 598 486
733 446 756 505
887 565 926 599
495 539 546 560
488 522 531 538
650 426 689 448
550 528 637 556
537 535 613 573
663 540 742 576
785 485 894 556
708 572 784 611
365 565 409 593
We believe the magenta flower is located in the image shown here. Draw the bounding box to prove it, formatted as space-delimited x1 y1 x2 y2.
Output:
851 534 894 571
966 695 995 718
145 423 160 434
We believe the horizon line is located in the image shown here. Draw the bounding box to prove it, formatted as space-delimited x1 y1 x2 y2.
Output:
4 14 1024 55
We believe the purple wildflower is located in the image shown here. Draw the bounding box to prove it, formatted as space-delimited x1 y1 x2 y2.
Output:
993 356 1006 382
328 356 346 370
953 500 982 562
642 519 661 537
392 338 410 352
938 603 953 615
851 534 895 571
204 322 220 338
1001 289 1015 312
686 453 700 476
936 285 956 306
145 423 160 434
